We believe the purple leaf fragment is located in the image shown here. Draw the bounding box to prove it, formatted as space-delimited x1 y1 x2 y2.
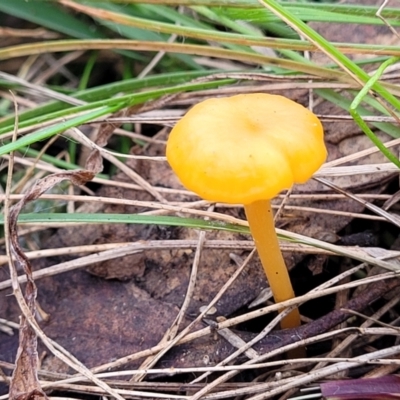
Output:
321 375 400 399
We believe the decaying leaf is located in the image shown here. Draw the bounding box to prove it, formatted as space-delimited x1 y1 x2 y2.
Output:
6 151 103 400
321 375 400 400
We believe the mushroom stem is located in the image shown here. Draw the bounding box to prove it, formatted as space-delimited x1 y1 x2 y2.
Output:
244 200 301 330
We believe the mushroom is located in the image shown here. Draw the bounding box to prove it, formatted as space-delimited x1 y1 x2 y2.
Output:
166 93 327 329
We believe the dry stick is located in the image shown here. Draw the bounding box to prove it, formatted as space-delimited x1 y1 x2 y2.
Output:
188 265 366 388
5 272 394 390
64 94 175 204
218 272 400 331
190 307 295 386
67 250 254 378
35 249 258 393
248 345 400 400
377 0 400 39
6 235 125 398
132 206 212 382
274 188 292 222
10 259 391 390
3 109 125 400
198 279 400 400
97 138 168 204
33 51 85 86
205 343 400 400
1 239 348 291
6 225 126 397
0 71 85 106
3 147 398 193
0 322 13 336
192 242 364 382
0 368 9 386
12 135 59 194
25 328 395 400
249 263 364 309
38 274 397 394
315 177 400 228
215 327 260 361
331 266 352 378
0 191 395 229
103 110 400 128
317 163 399 176
28 343 400 384
138 32 178 78
67 126 167 163
64 271 398 378
343 308 400 332
138 267 362 388
0 27 58 39
314 294 400 370
0 240 313 267
128 246 256 383
0 382 188 400
277 205 385 221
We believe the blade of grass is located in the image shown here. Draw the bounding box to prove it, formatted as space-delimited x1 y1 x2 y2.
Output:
78 51 98 91
0 0 105 38
222 5 400 26
316 89 400 138
70 50 100 165
2 212 249 234
349 57 400 168
258 0 400 167
64 0 400 20
258 0 400 107
18 147 108 179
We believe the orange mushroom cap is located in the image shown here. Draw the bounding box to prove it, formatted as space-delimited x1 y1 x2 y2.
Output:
166 93 327 205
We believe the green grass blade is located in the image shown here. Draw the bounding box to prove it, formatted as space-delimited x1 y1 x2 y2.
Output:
0 213 250 234
258 0 400 110
0 0 105 38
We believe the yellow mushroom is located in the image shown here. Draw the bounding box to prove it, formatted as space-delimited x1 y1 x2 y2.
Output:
166 93 327 330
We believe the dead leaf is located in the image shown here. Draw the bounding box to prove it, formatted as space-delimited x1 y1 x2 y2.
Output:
6 150 103 400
